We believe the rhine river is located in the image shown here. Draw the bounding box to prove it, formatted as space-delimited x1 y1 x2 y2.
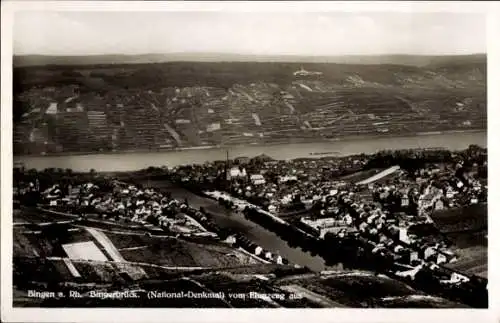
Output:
13 131 487 272
14 131 487 172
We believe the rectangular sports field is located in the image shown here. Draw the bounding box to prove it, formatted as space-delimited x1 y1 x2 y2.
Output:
62 241 109 262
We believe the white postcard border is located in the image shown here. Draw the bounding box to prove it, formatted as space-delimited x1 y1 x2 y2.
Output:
1 1 499 322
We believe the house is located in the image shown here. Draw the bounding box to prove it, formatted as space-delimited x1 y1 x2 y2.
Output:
329 190 339 196
436 253 447 264
394 245 404 253
395 264 424 280
359 222 369 232
229 167 247 178
293 67 323 76
206 122 221 132
46 102 58 115
268 204 278 213
424 246 437 260
399 227 411 244
279 175 298 183
250 174 266 185
440 272 470 285
434 199 445 211
410 251 420 263
401 194 409 206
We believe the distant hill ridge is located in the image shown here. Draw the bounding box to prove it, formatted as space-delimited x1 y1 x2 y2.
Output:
13 53 486 68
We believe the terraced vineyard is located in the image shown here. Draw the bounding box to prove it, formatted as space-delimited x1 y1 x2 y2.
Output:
13 209 262 288
13 59 486 155
430 204 487 279
275 271 467 308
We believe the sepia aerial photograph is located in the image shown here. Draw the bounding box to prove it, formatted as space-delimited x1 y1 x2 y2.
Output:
8 6 488 311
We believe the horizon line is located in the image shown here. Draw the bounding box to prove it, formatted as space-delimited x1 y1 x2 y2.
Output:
13 52 487 57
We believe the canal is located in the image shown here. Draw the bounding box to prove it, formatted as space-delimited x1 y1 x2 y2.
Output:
145 180 338 272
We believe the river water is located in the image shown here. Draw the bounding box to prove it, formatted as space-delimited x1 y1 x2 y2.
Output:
151 181 334 272
14 131 487 172
14 131 487 272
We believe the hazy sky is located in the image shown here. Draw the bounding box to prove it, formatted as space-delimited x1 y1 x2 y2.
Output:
13 11 486 56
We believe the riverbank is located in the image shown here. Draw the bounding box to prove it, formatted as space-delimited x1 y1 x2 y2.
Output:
14 163 488 308
14 128 486 158
192 187 488 308
135 179 334 272
13 130 487 172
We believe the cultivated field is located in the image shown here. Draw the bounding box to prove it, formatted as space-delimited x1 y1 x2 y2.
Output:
275 271 466 308
13 208 262 289
430 204 487 279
